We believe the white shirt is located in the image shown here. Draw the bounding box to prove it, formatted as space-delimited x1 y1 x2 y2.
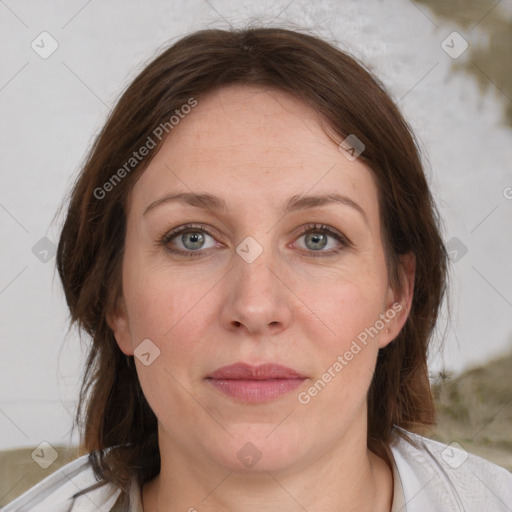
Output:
2 430 511 511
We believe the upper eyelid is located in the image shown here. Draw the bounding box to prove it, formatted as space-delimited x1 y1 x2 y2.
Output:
164 223 340 238
162 223 220 242
294 224 352 249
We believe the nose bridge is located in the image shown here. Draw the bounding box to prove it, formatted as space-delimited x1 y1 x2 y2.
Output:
234 237 281 303
237 244 276 292
221 236 292 334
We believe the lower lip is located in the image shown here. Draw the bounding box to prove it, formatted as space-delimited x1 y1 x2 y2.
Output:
207 378 306 402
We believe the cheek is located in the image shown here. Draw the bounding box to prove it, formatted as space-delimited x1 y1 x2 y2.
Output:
294 261 388 348
294 279 384 420
291 264 388 405
123 267 214 416
122 257 217 361
314 282 383 376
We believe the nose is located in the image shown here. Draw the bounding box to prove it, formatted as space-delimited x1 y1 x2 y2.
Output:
220 247 293 336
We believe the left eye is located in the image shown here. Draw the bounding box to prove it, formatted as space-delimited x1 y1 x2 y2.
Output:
294 226 346 253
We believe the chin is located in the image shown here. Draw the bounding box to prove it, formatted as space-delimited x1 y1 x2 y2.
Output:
206 424 308 474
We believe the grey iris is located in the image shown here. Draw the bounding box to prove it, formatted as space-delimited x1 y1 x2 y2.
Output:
182 232 205 250
305 232 327 250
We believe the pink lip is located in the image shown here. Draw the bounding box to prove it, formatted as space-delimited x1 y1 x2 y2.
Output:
207 363 307 403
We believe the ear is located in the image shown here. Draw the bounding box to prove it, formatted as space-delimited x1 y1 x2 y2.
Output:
379 252 416 349
106 296 134 356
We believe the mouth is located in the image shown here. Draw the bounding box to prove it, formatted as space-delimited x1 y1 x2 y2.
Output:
206 362 308 403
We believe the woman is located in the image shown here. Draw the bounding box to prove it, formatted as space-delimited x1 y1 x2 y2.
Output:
3 27 511 512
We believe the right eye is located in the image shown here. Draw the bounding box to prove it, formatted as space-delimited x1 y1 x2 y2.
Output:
160 223 221 257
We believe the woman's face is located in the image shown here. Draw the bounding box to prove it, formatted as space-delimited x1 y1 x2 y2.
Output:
110 85 414 473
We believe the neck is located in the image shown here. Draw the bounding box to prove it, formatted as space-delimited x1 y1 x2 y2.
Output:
142 415 393 512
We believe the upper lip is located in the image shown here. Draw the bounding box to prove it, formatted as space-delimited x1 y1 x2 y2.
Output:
208 362 307 380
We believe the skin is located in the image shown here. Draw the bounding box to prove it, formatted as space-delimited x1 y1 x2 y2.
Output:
109 84 415 512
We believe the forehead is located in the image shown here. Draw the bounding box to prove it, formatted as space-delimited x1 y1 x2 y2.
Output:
129 84 379 219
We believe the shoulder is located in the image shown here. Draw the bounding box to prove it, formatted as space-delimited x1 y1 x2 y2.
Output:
389 428 512 511
0 455 122 512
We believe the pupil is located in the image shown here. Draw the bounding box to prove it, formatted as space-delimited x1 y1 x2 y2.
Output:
183 232 204 250
305 232 327 250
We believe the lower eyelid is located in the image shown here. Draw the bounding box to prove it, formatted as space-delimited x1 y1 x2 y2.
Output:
292 238 346 256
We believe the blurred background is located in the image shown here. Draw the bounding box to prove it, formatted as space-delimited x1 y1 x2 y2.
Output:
1 0 511 505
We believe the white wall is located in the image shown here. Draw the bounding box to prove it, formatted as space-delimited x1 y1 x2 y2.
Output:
1 0 511 450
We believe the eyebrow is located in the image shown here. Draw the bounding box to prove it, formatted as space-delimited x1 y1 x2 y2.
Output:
143 192 227 216
143 192 368 224
283 193 368 224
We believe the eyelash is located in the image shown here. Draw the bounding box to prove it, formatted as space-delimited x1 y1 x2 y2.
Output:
159 223 351 258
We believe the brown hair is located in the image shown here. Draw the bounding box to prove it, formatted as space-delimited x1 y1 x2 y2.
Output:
56 26 447 502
